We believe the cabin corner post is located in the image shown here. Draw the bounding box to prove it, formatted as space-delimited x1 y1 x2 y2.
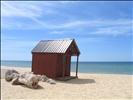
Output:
31 53 34 72
76 55 79 77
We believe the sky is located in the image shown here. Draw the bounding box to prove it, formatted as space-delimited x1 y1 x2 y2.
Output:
1 1 133 61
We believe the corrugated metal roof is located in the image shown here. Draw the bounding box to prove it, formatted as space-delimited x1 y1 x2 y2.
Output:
32 38 74 53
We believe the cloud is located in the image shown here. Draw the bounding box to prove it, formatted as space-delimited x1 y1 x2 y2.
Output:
91 26 132 36
1 1 41 17
87 19 132 36
76 37 105 44
1 1 59 17
60 1 75 4
50 31 68 34
1 34 38 60
1 1 56 29
1 1 88 29
1 35 38 50
1 1 132 36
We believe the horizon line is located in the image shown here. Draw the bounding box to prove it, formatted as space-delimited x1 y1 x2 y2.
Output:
1 60 133 62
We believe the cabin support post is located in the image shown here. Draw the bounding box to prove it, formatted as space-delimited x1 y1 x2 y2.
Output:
76 55 79 77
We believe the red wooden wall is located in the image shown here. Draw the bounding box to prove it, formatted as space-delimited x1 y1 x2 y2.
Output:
32 53 57 78
32 53 71 79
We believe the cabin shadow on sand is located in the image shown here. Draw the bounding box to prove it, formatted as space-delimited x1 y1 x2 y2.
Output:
20 84 44 90
64 78 96 85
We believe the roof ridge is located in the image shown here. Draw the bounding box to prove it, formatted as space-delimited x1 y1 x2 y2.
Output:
41 38 73 42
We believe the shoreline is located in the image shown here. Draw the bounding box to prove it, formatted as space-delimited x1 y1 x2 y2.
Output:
1 66 132 76
1 66 133 99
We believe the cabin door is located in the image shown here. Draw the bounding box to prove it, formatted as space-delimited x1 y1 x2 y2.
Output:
65 55 71 76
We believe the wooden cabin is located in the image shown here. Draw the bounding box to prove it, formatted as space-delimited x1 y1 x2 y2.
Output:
31 39 80 81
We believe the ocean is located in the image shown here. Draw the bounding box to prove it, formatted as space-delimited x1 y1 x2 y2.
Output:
1 60 133 75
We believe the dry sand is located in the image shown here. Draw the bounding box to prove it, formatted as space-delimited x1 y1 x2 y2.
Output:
1 66 133 100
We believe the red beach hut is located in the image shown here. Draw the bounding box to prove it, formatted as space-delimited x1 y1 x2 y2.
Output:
31 38 80 81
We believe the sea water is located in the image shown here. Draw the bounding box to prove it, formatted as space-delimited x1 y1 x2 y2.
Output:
1 60 133 75
71 62 133 75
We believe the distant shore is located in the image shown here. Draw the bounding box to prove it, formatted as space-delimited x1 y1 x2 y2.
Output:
1 66 133 99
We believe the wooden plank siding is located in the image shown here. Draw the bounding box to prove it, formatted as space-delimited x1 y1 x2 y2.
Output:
32 53 57 78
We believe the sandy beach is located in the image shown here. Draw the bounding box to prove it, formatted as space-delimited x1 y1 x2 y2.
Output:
1 66 133 100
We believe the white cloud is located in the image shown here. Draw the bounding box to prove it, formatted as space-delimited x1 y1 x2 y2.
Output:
77 37 105 44
90 26 132 36
1 34 38 60
1 35 38 50
1 1 56 29
58 21 87 28
60 1 75 3
50 31 68 34
95 19 132 36
1 1 41 17
1 1 88 29
1 1 132 36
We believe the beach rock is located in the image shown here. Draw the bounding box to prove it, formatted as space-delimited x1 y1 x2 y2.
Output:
2 68 56 89
39 75 48 82
12 69 19 74
36 75 56 84
36 75 41 80
46 78 56 84
24 71 34 74
18 72 39 89
5 69 19 81
11 77 23 85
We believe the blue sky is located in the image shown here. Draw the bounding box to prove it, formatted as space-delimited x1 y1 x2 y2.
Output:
1 1 132 61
